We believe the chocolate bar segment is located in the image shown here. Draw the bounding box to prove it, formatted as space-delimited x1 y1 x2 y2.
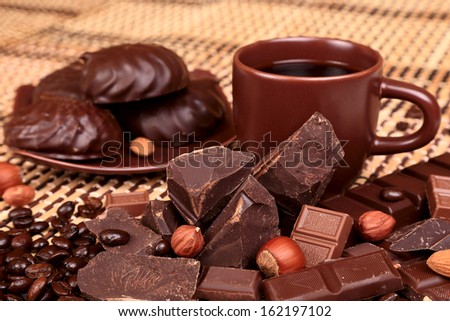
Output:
426 175 450 219
255 112 344 216
105 191 149 217
167 146 254 226
387 218 450 252
430 152 450 169
85 208 162 255
402 162 450 181
262 251 403 300
195 266 263 301
78 252 200 300
140 200 183 238
291 205 353 267
197 176 279 268
397 260 450 301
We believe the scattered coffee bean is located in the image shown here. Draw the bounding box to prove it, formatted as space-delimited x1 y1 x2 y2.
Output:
154 239 172 257
8 276 33 294
8 228 27 237
26 277 47 301
57 201 76 220
12 216 34 229
52 236 73 251
63 257 87 273
99 229 130 246
47 270 64 284
29 221 49 235
83 196 103 212
5 248 25 263
72 245 89 258
380 187 405 202
49 217 66 230
6 257 30 275
73 237 93 247
66 274 78 289
77 204 97 219
36 245 58 261
87 244 104 259
25 263 54 279
22 253 38 265
51 280 72 296
0 281 8 291
8 207 32 220
30 238 49 251
60 223 79 239
11 232 32 249
0 231 11 249
47 249 70 265
40 289 55 301
77 222 89 236
5 293 23 301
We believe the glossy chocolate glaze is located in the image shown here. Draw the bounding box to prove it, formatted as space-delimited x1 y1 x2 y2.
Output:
4 98 123 159
80 43 189 104
107 70 226 145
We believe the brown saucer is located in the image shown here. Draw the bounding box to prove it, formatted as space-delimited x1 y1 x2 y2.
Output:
12 105 236 175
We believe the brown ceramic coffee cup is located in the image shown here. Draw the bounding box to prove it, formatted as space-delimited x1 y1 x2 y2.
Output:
232 37 441 194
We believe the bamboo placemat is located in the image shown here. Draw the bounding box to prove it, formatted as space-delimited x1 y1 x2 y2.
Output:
0 0 449 222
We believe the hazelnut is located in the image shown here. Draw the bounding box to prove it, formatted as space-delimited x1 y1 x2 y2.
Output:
130 137 155 157
0 162 22 196
171 225 204 258
256 236 306 278
2 185 35 207
358 210 396 242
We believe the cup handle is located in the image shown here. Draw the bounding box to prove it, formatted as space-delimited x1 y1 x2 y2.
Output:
370 77 441 155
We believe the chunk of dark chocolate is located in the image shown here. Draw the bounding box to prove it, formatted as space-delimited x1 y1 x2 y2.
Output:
254 112 344 216
291 205 353 267
108 70 226 145
402 162 450 181
397 260 450 301
387 218 450 252
262 251 403 301
4 98 122 159
426 175 450 219
78 252 200 300
197 176 279 268
140 200 184 237
85 208 162 255
33 61 85 102
167 146 255 226
80 44 189 104
195 266 263 301
105 191 149 217
430 153 450 169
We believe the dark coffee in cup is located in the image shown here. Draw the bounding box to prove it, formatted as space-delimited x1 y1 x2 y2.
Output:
258 59 361 77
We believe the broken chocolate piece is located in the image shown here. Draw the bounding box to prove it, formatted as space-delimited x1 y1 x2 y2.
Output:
78 251 200 300
108 70 226 146
387 218 450 252
195 266 263 301
426 175 450 219
4 98 122 159
85 208 162 255
140 200 183 238
397 260 450 301
291 205 353 267
262 251 403 301
197 176 279 268
254 112 344 216
402 162 450 181
105 191 149 217
33 61 85 102
167 146 255 226
80 43 189 104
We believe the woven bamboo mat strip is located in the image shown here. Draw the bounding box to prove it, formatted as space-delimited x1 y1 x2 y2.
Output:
0 0 449 223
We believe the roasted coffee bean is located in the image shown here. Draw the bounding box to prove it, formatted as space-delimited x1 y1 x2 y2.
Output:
6 257 30 275
8 276 33 294
87 243 104 259
49 216 66 229
29 221 49 235
30 238 49 251
0 231 11 249
12 216 34 229
72 237 93 247
8 207 32 220
47 270 64 284
51 280 72 296
8 228 27 237
63 257 87 273
154 239 172 257
5 248 25 263
36 245 58 261
77 222 89 236
40 289 54 301
25 263 54 279
99 229 130 246
5 293 23 301
27 277 47 301
52 236 73 251
0 281 9 291
83 196 103 212
380 187 405 202
0 266 6 281
22 253 38 265
48 249 70 265
57 201 76 220
58 295 85 301
60 223 78 239
77 204 97 219
72 245 89 258
11 232 32 249
66 274 78 289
